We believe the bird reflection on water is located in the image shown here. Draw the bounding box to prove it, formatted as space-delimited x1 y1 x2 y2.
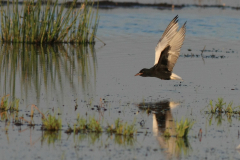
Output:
137 100 192 159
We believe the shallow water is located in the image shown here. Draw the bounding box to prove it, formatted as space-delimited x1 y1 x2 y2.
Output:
1 5 240 160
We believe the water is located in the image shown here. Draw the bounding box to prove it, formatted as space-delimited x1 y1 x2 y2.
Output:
1 4 240 160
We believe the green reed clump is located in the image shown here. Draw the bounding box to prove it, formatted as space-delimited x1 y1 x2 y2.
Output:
88 116 102 132
42 114 62 131
107 118 137 136
73 114 87 133
0 0 99 44
176 118 194 138
209 98 225 113
0 95 19 111
0 95 9 111
208 98 240 114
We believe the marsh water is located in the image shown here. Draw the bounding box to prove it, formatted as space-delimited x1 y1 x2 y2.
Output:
1 2 240 160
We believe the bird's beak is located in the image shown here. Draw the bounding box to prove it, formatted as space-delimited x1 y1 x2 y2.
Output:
135 73 142 76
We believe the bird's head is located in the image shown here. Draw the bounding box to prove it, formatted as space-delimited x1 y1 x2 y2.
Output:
135 68 151 77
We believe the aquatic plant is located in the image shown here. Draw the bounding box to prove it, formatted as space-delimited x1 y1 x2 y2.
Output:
207 98 240 115
208 98 225 113
0 95 10 111
0 0 99 44
0 95 19 111
74 114 87 133
106 118 137 136
88 116 102 132
176 118 194 138
42 114 62 131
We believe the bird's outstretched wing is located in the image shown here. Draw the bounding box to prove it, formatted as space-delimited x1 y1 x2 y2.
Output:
154 15 179 65
155 22 186 72
166 22 186 71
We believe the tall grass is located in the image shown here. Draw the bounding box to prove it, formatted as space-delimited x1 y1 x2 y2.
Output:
0 94 19 111
0 0 99 44
207 98 240 114
176 118 194 138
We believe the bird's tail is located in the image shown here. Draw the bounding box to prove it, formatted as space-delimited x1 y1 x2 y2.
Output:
170 73 183 80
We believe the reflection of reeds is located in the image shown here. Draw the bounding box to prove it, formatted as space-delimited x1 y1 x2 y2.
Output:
41 130 61 146
0 43 97 102
74 132 137 147
0 0 99 44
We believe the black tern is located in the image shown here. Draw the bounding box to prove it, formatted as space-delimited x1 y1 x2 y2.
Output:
135 15 186 80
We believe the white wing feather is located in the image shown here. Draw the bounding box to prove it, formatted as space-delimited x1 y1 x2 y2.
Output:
154 16 179 65
167 22 186 71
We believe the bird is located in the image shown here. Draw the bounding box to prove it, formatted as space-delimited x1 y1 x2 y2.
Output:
135 15 186 80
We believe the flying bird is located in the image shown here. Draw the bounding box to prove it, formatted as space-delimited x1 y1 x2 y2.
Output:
135 15 186 80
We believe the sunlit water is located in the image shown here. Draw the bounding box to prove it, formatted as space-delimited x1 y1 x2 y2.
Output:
0 5 240 160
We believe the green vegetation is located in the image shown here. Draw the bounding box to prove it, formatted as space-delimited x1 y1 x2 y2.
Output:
209 98 225 113
163 118 194 138
88 116 102 132
0 95 19 111
207 98 240 114
205 98 240 126
18 104 62 130
106 118 137 136
42 114 62 131
176 118 194 138
74 114 87 132
0 0 99 44
65 116 137 137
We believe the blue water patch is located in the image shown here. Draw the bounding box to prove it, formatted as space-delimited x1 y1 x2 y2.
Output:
97 8 240 41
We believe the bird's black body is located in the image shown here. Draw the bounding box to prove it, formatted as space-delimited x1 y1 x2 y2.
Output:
137 46 172 80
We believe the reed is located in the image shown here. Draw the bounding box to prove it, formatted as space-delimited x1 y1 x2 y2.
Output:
42 114 62 131
207 98 240 114
106 118 137 136
0 95 19 111
88 116 102 132
73 114 87 133
0 0 99 44
176 118 194 138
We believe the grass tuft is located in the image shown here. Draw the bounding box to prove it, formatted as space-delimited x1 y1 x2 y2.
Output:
106 118 137 136
0 95 19 111
42 114 62 131
88 116 102 132
207 98 240 115
176 118 194 138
